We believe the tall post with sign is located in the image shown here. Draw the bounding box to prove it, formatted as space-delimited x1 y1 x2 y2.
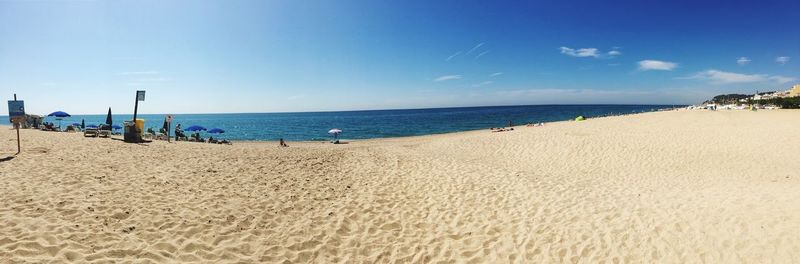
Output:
133 90 145 123
166 114 174 143
8 94 25 154
125 90 146 143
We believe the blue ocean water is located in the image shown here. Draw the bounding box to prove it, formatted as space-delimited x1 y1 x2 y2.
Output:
14 105 679 141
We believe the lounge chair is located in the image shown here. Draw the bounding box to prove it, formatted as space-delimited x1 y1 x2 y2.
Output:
42 123 57 131
84 127 99 137
98 125 112 138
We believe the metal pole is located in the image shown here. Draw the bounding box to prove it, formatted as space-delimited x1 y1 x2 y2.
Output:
14 93 20 154
132 92 139 123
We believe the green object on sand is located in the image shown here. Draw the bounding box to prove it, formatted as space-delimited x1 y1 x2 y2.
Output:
575 116 585 121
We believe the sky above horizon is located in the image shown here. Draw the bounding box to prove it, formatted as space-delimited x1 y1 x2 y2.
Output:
1 0 799 115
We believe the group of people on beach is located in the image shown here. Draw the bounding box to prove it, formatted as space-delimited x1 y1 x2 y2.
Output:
167 123 230 144
491 127 514 132
491 120 547 133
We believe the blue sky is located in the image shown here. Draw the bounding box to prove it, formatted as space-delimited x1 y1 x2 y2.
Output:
1 0 798 114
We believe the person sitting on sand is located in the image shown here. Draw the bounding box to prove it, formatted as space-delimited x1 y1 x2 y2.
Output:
191 132 204 142
174 124 187 141
208 136 218 143
279 138 289 147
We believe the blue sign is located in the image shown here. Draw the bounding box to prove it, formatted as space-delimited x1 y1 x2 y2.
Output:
8 100 25 123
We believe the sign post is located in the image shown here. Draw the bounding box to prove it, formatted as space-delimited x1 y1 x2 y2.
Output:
125 90 146 143
8 94 25 154
133 90 145 123
166 114 174 143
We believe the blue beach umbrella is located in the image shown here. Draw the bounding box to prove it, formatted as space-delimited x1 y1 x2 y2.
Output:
86 124 98 129
47 111 71 118
105 107 113 126
208 128 225 134
47 111 71 129
185 125 207 132
112 125 122 130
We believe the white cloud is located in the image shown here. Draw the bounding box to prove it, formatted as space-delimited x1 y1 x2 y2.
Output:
638 60 678 71
768 75 797 84
434 75 462 82
490 72 503 77
446 51 462 61
466 43 484 55
475 50 490 59
776 56 790 65
685 69 795 84
688 70 764 83
560 47 599 58
560 46 620 58
736 57 751 66
472 81 493 87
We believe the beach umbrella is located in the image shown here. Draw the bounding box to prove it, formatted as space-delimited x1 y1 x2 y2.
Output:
185 125 207 132
105 107 113 126
81 119 85 129
47 111 71 118
208 128 225 134
112 125 122 130
87 124 98 129
328 128 342 141
47 111 71 129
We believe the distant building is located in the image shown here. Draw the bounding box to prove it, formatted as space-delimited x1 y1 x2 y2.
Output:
790 84 800 97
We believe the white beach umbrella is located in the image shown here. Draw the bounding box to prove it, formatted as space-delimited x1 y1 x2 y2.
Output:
328 128 342 142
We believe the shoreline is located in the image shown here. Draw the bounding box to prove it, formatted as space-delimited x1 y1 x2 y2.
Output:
7 107 685 145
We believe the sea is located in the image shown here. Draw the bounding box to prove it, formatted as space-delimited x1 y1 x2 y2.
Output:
8 105 680 141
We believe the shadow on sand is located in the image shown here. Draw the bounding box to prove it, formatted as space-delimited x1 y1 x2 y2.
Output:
0 155 16 162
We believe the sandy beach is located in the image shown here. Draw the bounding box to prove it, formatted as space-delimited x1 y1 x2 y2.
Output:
1 110 798 263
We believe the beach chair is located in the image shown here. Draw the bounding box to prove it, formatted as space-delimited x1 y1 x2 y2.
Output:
98 125 112 138
84 127 99 137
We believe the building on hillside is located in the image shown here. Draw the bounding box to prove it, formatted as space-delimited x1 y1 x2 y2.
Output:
790 84 800 97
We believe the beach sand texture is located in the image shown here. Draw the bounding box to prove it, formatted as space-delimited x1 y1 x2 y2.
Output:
1 110 799 263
